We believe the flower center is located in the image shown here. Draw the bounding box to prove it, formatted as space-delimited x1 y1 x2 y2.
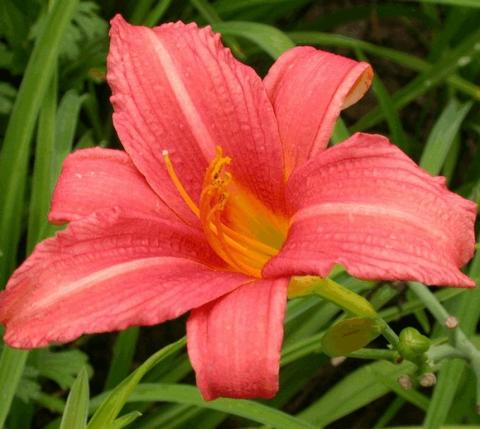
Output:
162 147 288 277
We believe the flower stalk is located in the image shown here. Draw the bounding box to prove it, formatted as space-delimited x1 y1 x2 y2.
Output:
409 281 480 410
288 276 465 380
289 277 403 353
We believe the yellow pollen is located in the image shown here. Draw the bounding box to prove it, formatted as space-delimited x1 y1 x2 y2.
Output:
162 147 285 278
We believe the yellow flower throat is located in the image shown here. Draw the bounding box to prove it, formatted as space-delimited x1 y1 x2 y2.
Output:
162 147 288 278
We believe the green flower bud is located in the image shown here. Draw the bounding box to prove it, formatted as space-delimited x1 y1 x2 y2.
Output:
321 317 382 357
397 327 431 361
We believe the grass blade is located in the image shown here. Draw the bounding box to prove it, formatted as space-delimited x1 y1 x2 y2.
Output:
212 21 294 59
60 367 90 429
421 253 480 428
415 0 480 7
355 49 409 152
0 349 29 428
0 4 78 426
104 327 139 391
353 29 480 131
87 337 185 429
143 0 172 27
288 32 480 101
190 0 245 59
27 70 57 253
296 360 415 426
419 98 472 175
105 411 142 429
416 122 480 427
330 118 350 145
91 383 319 429
0 0 78 283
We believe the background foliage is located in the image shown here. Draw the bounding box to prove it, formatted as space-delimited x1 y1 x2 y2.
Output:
0 0 479 428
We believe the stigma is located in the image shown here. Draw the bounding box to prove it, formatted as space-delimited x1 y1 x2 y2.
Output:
162 147 287 278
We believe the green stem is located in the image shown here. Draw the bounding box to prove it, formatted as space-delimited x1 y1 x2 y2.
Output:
409 281 480 408
376 319 400 349
346 348 398 362
289 276 402 354
408 282 450 322
428 344 466 363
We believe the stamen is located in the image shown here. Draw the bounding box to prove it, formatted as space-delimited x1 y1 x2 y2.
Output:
222 227 278 257
207 205 262 278
162 150 200 217
162 146 283 279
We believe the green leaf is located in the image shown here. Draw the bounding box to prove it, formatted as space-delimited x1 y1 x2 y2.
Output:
416 0 480 7
353 29 480 131
16 365 41 402
60 367 89 429
321 317 382 357
27 69 57 253
330 118 350 145
369 366 429 411
35 349 91 390
215 0 311 18
355 48 410 152
288 32 480 101
104 411 142 429
191 0 245 60
0 349 29 428
104 327 140 390
420 98 472 175
297 360 416 427
31 2 107 63
54 89 86 172
91 383 319 429
212 21 294 59
0 0 78 283
423 359 466 429
87 337 186 429
0 82 16 114
421 251 480 428
0 0 32 48
384 426 480 429
142 0 173 26
373 397 405 429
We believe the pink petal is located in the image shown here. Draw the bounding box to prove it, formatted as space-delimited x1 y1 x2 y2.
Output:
264 46 373 177
264 133 477 287
187 278 288 400
0 208 249 348
49 147 175 224
107 16 285 220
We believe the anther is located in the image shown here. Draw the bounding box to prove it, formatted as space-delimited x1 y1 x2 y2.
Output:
163 145 280 278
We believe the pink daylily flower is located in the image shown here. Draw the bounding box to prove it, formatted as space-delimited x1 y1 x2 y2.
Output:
0 16 476 400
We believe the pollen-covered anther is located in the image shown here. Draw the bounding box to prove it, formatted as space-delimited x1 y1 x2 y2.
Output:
162 146 281 278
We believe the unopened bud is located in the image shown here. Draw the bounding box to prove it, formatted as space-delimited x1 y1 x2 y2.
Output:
398 374 413 390
321 317 381 357
420 372 436 387
445 316 459 329
330 356 346 367
398 327 431 361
